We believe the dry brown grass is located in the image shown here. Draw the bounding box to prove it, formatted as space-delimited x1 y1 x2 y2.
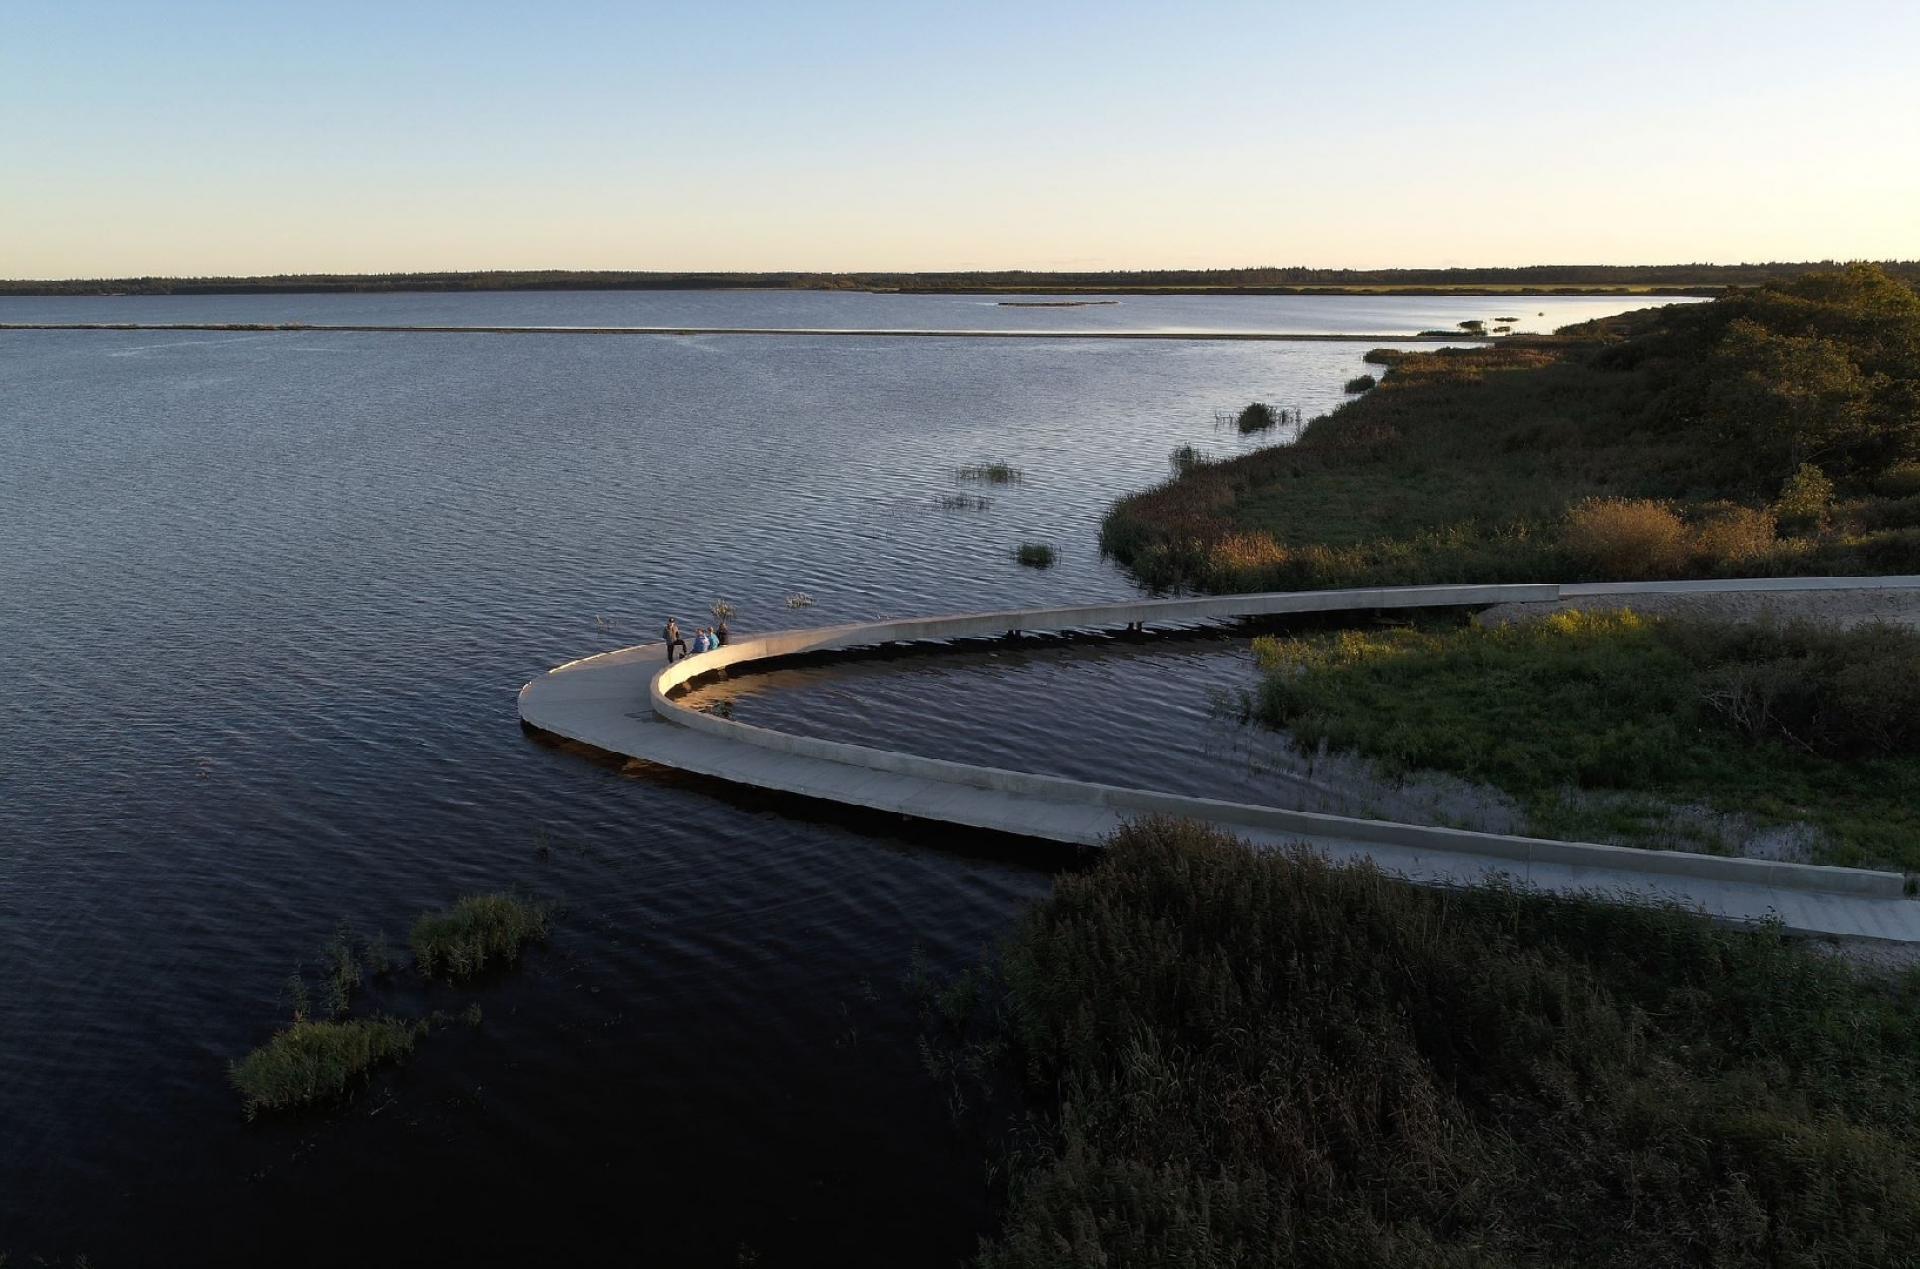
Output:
1565 498 1687 578
1688 503 1778 568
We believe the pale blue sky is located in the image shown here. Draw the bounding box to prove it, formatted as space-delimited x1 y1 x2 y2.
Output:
3 0 1915 276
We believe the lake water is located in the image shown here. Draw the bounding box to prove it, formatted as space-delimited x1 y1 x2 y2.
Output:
0 288 1671 334
0 291 1692 1266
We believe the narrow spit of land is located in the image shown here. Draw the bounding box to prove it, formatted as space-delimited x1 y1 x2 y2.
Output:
0 322 1484 342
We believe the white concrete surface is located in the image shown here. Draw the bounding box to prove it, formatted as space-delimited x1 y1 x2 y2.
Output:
520 578 1920 941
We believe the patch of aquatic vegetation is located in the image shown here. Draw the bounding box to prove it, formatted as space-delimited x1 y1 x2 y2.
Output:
233 890 549 1117
954 461 1024 485
412 892 554 980
231 1016 427 1119
1012 542 1057 568
937 493 994 511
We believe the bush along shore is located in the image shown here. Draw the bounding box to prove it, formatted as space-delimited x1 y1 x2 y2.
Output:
1102 265 1920 592
230 892 549 1118
934 819 1920 1269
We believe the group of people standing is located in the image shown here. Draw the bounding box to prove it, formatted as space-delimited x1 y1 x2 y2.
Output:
662 616 728 662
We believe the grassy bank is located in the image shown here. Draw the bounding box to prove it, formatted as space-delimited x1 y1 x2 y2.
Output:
953 819 1920 1268
1103 265 1920 592
1245 611 1920 869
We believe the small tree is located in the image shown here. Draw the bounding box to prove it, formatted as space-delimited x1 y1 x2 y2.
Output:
1773 464 1834 532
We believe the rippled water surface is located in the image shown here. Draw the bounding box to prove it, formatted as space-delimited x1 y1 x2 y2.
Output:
0 291 1682 1265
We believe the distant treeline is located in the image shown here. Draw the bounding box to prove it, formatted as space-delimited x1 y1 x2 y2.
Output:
5 262 1918 297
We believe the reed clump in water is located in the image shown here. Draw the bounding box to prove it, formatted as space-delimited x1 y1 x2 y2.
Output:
956 461 1025 485
1013 542 1056 568
411 892 554 980
938 494 994 511
230 1016 427 1119
1234 401 1278 433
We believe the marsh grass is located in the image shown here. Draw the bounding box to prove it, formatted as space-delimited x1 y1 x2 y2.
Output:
955 461 1025 485
411 892 554 980
938 494 994 511
230 1016 427 1118
1249 611 1920 868
320 921 362 1017
1013 542 1056 569
1103 267 1920 593
1343 373 1376 393
962 818 1920 1267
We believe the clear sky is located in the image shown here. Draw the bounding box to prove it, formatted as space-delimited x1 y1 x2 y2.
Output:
3 0 1916 277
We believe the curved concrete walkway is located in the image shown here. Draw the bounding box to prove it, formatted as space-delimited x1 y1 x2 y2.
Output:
519 577 1920 942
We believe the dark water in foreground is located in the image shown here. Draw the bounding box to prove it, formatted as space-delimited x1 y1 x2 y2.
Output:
0 292 1683 1266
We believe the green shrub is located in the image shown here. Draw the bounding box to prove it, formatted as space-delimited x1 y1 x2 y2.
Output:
231 1017 426 1118
1167 443 1210 476
1875 462 1920 498
411 892 553 980
1235 401 1278 433
969 819 1920 1268
1564 498 1686 578
1775 463 1835 531
1687 503 1776 568
1855 527 1920 571
1343 374 1377 393
1013 542 1056 569
1859 493 1920 530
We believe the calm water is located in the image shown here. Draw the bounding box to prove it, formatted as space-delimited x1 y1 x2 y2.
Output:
0 287 1681 334
0 291 1687 1266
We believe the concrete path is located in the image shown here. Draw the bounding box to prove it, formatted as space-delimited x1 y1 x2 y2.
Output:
520 579 1920 942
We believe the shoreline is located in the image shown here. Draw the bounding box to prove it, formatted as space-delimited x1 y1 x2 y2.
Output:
0 322 1498 342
